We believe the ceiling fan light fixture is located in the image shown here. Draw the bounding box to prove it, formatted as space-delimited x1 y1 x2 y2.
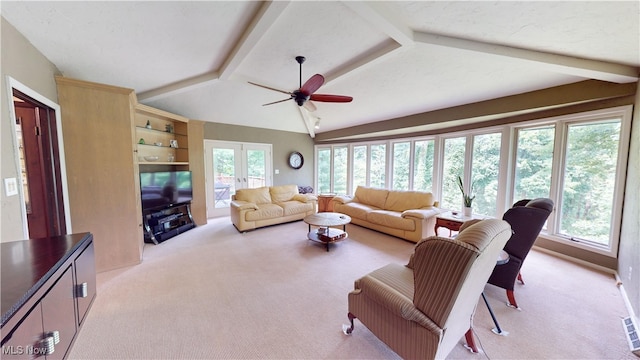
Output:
314 119 320 129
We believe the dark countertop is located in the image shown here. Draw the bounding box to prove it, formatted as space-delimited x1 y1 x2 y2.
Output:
1 233 92 326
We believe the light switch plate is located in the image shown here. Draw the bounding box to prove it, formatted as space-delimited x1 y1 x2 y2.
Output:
4 178 18 196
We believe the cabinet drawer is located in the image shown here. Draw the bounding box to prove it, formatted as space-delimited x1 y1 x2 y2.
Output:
1 305 43 359
74 242 96 326
438 219 462 231
41 265 76 360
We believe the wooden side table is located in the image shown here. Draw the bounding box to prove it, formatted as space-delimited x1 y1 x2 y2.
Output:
435 211 487 237
317 194 336 212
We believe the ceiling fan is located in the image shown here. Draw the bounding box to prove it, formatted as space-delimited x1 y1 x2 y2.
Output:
248 56 353 112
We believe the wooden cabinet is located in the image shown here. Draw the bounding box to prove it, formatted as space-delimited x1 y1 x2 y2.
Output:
56 76 143 272
1 233 96 359
317 194 336 212
134 104 189 166
56 76 205 258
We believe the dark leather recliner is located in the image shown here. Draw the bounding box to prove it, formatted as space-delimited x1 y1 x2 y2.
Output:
487 198 554 309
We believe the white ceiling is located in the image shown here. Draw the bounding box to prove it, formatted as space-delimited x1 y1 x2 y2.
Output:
2 1 638 138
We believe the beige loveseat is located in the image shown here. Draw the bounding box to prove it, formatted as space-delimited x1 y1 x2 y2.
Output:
230 185 317 232
331 186 441 242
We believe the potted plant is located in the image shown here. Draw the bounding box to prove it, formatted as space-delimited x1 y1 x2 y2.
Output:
456 175 475 216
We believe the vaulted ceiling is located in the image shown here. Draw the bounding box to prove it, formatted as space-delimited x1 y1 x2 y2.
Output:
2 1 638 139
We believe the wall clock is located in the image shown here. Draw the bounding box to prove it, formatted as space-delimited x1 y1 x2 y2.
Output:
288 151 304 169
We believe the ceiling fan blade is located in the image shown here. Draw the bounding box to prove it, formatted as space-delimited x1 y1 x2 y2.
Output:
309 94 353 103
300 74 324 95
303 100 317 112
262 98 292 106
248 81 292 95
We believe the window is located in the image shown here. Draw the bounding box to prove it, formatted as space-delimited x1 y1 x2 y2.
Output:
441 137 466 210
314 105 631 257
392 142 410 190
317 148 331 193
333 147 348 194
353 145 367 190
471 132 502 216
559 120 622 246
370 144 386 188
513 126 555 202
413 140 434 192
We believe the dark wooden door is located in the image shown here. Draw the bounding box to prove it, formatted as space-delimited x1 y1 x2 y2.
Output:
13 91 66 238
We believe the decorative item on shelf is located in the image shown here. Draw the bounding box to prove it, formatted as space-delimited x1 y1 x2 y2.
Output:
154 142 162 146
169 140 178 148
167 154 175 162
165 123 174 133
145 120 152 129
138 138 145 144
144 156 159 162
456 175 475 217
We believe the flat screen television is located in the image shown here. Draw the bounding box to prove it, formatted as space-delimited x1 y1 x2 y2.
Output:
140 171 193 211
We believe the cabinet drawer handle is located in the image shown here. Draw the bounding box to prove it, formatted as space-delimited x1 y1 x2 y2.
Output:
38 332 58 356
46 330 60 345
75 282 88 298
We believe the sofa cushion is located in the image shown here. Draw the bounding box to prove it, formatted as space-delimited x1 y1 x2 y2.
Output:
367 210 416 231
245 203 284 221
385 190 434 212
270 184 300 203
337 202 378 220
354 186 389 209
280 200 313 216
235 187 272 204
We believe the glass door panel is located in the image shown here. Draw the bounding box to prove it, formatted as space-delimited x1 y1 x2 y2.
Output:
205 140 271 218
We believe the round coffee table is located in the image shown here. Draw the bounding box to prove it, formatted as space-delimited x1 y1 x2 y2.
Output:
303 212 351 251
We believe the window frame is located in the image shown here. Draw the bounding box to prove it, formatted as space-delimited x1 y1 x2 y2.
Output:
314 105 631 258
509 105 632 257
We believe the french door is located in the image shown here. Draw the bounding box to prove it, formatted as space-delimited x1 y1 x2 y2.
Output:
204 140 272 218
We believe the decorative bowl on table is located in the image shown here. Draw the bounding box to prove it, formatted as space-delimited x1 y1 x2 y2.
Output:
143 156 159 162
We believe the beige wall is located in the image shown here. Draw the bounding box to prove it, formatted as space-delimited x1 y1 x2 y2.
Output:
203 122 315 188
618 81 640 322
1 17 61 242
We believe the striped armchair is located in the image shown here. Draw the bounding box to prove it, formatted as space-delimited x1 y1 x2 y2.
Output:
344 219 512 359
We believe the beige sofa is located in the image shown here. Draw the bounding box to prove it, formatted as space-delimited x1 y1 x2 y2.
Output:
331 186 441 242
230 185 317 232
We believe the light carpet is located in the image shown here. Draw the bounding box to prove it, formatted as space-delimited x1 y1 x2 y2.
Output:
68 217 634 359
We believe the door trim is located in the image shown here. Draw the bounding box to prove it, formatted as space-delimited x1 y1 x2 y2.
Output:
6 76 72 237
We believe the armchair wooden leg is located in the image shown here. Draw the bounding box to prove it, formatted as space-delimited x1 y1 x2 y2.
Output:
343 312 356 335
506 290 520 309
517 272 525 284
464 329 479 353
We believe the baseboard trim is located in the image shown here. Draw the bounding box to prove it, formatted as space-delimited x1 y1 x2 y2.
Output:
617 278 640 356
532 245 616 275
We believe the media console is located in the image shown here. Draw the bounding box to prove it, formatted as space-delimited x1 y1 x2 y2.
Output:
143 203 195 244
